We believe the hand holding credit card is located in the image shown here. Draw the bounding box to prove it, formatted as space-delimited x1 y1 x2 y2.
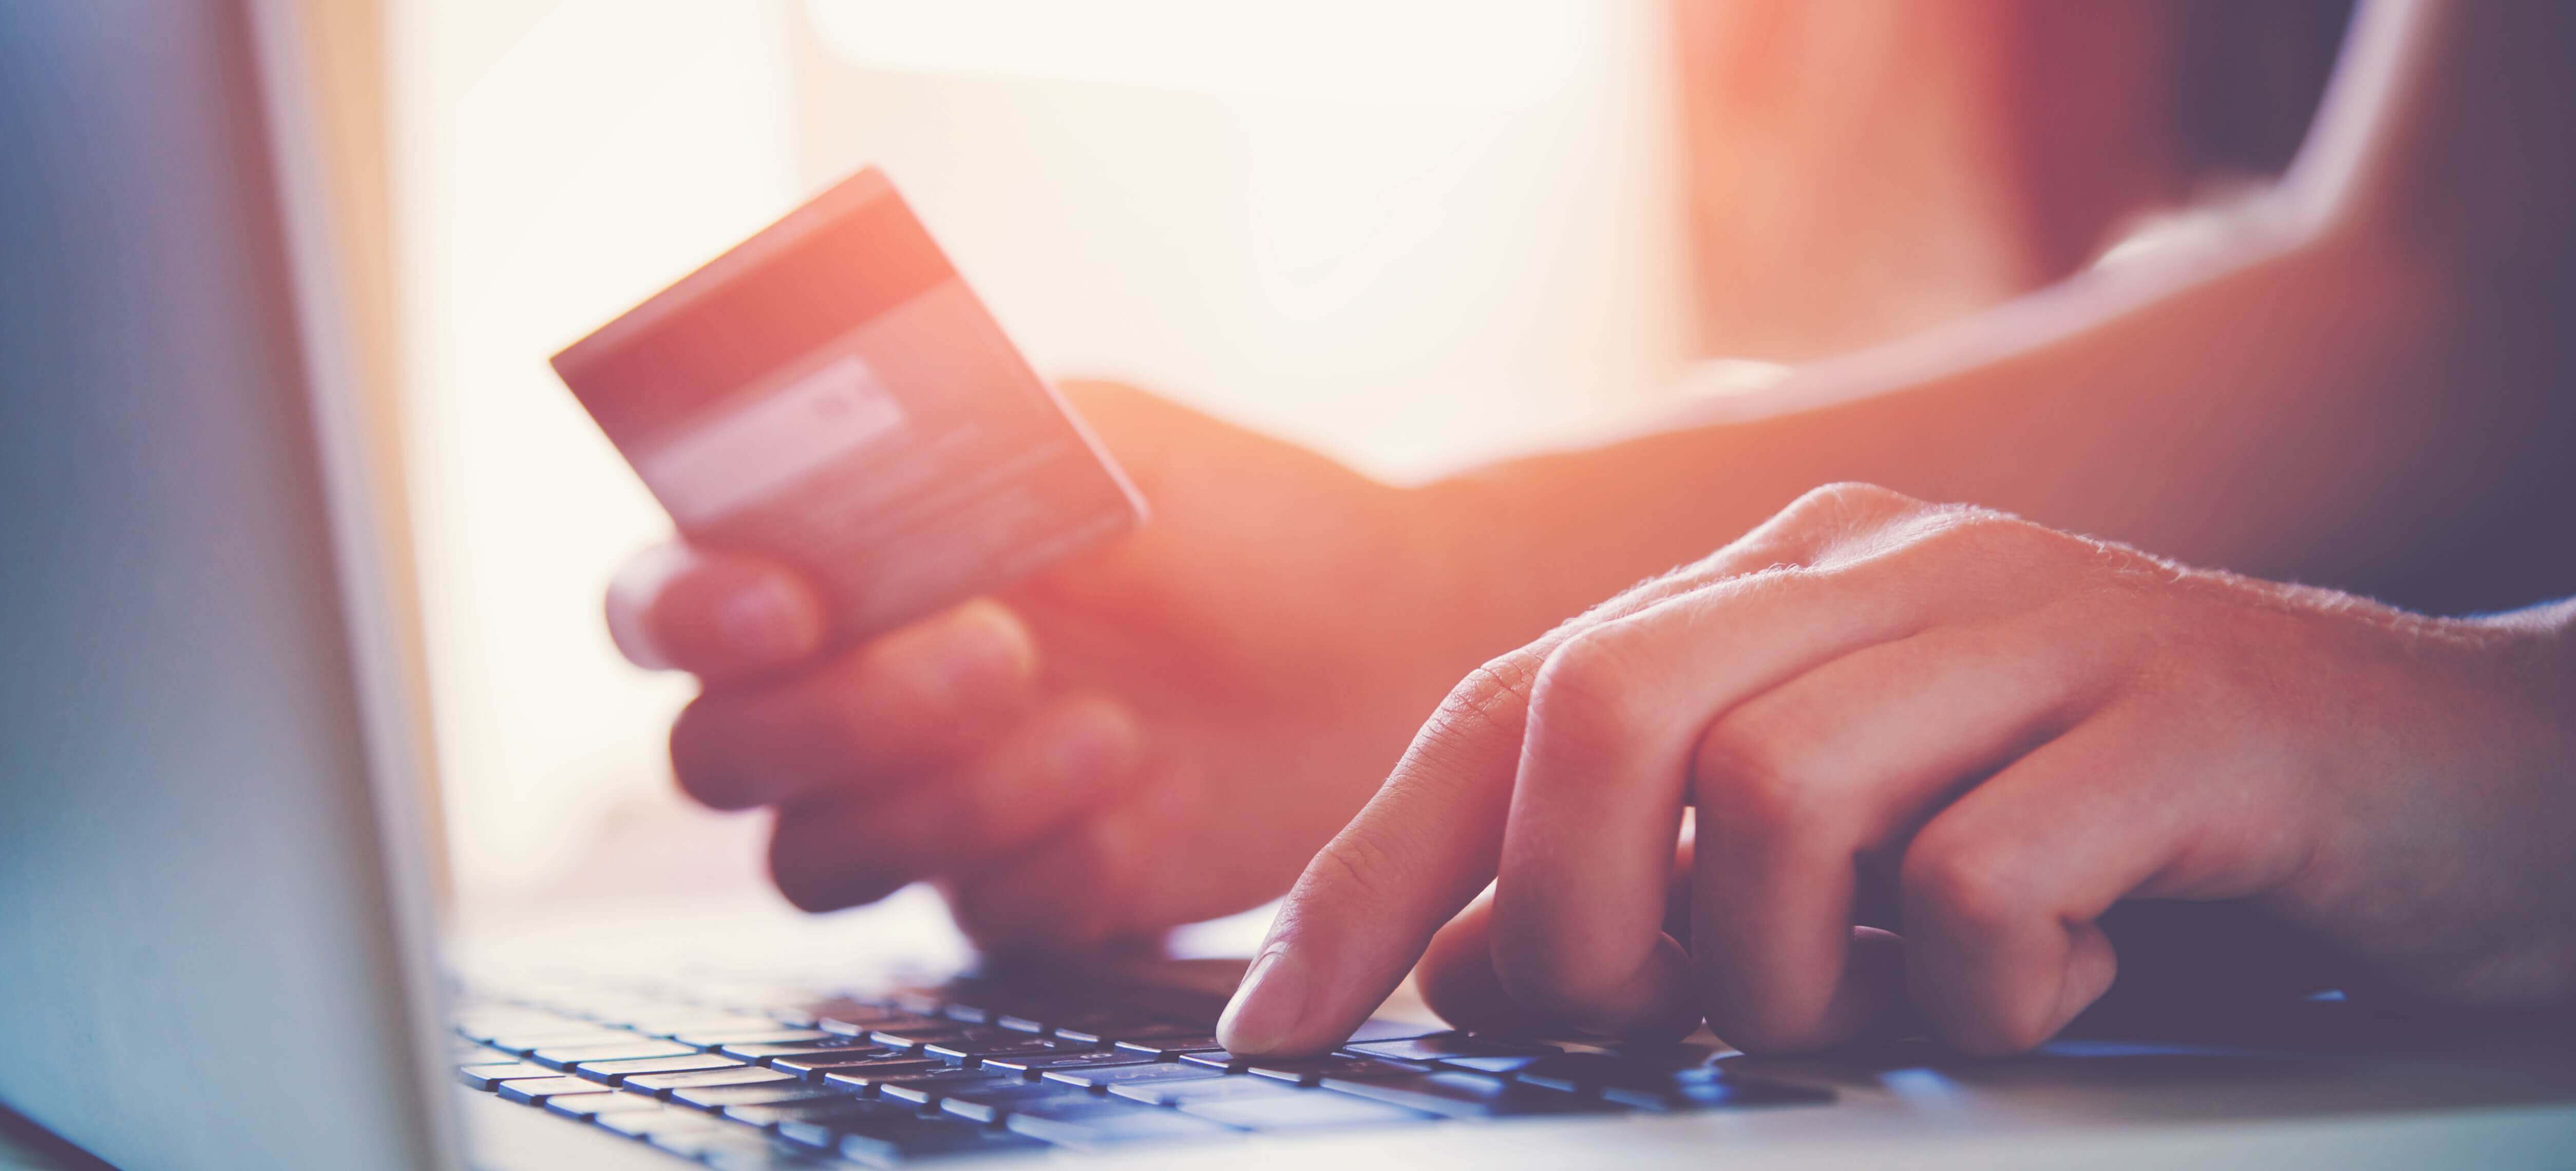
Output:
553 167 1145 644
572 169 1486 948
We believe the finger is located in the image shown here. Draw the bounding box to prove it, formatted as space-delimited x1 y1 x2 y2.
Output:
1420 834 1703 1037
669 600 1040 810
607 542 827 679
1686 614 2107 1052
766 694 1140 911
1492 520 2075 1041
1896 709 2283 1054
942 798 1158 950
1417 889 1546 1035
1219 483 1934 1055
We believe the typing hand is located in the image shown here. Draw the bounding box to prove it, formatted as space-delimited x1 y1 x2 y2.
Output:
1219 483 2576 1056
605 383 1494 948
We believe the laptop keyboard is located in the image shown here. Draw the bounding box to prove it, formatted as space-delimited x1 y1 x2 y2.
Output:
452 972 1833 1167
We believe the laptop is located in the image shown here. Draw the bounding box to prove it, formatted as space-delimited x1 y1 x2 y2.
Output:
4 3 2573 1168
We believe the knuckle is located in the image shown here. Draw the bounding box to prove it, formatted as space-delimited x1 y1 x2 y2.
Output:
1526 630 1657 752
1900 505 2059 562
1789 481 1907 517
1448 651 1543 725
1692 713 1823 833
1778 481 1914 533
1760 483 1933 565
1416 650 1546 756
1900 834 2028 934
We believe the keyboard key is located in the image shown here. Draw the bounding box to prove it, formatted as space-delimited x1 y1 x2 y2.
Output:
820 1010 945 1038
1510 1051 1720 1096
974 993 1096 1026
546 998 665 1025
1238 1055 1427 1085
1176 1048 1420 1080
454 1012 586 1044
977 1051 1154 1078
732 1096 914 1133
773 1053 941 1081
937 1082 1105 1124
541 1091 667 1121
671 1028 830 1048
875 1068 1019 1107
1319 1071 1631 1119
884 986 955 1016
594 1108 720 1141
922 1032 1097 1064
484 1029 633 1055
643 1126 778 1165
1433 1053 1553 1075
1344 1033 1558 1064
770 1104 920 1151
1111 1034 1225 1059
700 1138 826 1171
454 1061 553 1090
866 1023 978 1050
573 1054 744 1085
801 999 910 1032
622 1067 797 1097
835 1115 1048 1166
494 1075 611 1105
1181 1092 1439 1132
1173 1047 1424 1079
822 1063 995 1095
1600 1075 1835 1112
1040 1062 1229 1091
1109 1074 1304 1108
719 1036 888 1063
992 1005 1147 1036
1344 1019 1450 1044
529 1040 698 1070
626 1014 781 1038
1003 1099 1242 1150
670 1082 855 1112
1047 1018 1205 1045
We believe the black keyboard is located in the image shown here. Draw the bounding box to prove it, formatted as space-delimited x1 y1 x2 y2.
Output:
452 971 1833 1167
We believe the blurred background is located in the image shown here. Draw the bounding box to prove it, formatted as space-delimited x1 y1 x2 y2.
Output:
396 0 1696 918
392 0 2345 924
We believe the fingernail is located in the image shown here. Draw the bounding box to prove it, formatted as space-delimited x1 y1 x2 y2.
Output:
714 577 819 662
1217 945 1309 1054
917 601 1037 698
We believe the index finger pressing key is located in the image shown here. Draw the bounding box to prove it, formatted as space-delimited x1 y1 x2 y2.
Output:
1216 484 1929 1055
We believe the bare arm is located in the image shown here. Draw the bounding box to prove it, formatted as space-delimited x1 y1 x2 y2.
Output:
1435 0 2576 640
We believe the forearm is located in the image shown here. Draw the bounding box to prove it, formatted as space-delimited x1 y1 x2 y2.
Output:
1431 228 2576 641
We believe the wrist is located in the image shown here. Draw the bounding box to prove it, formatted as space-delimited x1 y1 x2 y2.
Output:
1400 471 1551 665
1408 442 1712 657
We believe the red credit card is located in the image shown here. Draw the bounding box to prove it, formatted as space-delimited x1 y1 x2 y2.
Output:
553 167 1145 642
